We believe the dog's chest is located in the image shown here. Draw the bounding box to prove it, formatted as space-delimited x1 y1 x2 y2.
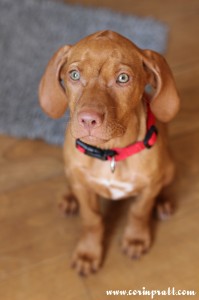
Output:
88 173 141 200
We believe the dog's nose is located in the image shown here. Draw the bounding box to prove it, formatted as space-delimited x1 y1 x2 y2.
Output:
78 111 104 131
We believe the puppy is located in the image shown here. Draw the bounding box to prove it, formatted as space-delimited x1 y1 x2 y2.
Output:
39 30 180 276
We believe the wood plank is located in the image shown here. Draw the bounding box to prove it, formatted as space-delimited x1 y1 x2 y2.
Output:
0 139 64 194
0 177 89 300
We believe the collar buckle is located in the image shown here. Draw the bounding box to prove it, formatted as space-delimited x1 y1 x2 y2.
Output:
143 125 158 149
76 139 117 161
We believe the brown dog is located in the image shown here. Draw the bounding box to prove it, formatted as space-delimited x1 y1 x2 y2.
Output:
39 30 180 276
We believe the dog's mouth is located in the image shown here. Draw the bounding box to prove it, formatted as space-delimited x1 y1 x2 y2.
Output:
77 135 109 146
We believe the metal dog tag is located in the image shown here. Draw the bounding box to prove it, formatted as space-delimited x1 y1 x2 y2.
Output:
110 156 116 173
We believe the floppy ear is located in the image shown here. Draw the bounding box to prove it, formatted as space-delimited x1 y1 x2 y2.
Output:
142 50 180 122
39 45 70 118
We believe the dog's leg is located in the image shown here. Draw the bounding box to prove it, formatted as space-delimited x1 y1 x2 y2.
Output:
122 186 161 259
71 185 104 276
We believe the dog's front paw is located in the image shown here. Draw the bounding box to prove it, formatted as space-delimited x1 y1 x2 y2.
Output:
121 227 151 259
59 194 78 215
71 241 102 276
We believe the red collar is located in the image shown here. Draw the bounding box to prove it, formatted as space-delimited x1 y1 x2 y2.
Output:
76 104 158 170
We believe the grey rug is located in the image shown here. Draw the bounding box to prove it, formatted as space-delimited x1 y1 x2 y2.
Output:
0 0 168 145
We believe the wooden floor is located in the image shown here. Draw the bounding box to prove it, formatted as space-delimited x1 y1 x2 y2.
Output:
1 1 199 299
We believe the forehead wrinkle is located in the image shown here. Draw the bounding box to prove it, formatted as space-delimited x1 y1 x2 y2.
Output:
68 40 141 78
69 36 131 66
69 50 117 76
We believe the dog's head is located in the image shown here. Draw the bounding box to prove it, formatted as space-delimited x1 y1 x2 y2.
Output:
39 30 180 145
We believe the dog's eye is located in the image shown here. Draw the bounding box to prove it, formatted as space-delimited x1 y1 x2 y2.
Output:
69 70 80 81
117 73 130 84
